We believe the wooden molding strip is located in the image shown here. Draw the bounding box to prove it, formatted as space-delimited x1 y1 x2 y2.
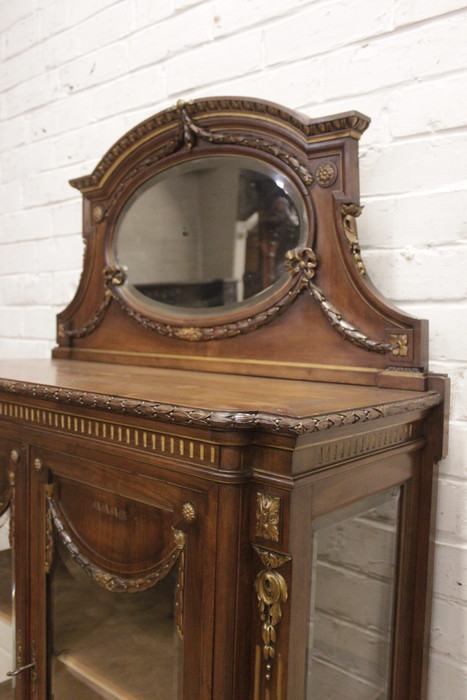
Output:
0 380 441 437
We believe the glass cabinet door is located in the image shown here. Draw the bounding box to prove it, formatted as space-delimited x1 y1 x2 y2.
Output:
306 488 400 700
0 503 13 700
50 541 183 699
44 477 186 700
0 442 24 700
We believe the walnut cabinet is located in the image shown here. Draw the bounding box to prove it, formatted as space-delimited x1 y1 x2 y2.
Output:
0 98 448 699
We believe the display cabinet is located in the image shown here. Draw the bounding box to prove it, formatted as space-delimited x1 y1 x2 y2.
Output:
0 97 448 699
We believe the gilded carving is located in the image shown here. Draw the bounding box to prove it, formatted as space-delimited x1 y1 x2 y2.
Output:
62 253 304 341
174 547 185 640
316 162 337 187
69 98 369 194
182 501 197 524
92 204 106 223
255 493 281 542
8 470 15 550
286 246 405 354
61 265 125 340
389 333 409 357
45 485 54 575
178 102 314 188
174 327 203 342
342 203 366 275
252 545 291 571
48 493 186 593
255 570 288 672
253 545 291 689
33 457 43 472
0 398 219 465
111 280 302 342
284 247 317 283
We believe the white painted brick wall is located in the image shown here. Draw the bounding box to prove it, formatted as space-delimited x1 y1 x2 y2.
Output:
0 1 466 697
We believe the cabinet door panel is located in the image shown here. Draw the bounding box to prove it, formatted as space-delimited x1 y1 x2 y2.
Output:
29 448 214 700
0 439 29 700
53 476 180 574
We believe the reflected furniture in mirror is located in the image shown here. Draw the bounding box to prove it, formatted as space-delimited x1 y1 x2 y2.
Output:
0 97 448 699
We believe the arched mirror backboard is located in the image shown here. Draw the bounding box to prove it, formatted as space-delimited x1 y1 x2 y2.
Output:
55 96 427 383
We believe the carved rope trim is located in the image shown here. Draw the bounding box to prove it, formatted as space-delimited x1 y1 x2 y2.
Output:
47 494 185 593
0 380 442 437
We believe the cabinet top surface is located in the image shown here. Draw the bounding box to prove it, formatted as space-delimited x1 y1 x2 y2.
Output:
0 359 440 436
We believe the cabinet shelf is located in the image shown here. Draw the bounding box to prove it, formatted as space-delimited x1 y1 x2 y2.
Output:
51 554 182 699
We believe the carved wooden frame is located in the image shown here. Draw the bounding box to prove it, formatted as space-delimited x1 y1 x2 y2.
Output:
54 96 429 381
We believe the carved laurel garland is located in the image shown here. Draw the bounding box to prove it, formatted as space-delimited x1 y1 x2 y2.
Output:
62 99 318 342
46 492 185 594
285 247 401 354
0 379 442 437
61 245 407 355
60 263 305 342
61 102 392 350
59 266 126 340
69 98 370 193
178 101 314 188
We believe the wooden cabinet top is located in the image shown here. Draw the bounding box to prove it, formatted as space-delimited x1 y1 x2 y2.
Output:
0 359 442 438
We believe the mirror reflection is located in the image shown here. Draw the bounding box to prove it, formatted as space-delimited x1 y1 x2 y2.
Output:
114 156 307 312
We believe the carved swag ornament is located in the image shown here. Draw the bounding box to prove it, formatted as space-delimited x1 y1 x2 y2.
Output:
60 100 410 359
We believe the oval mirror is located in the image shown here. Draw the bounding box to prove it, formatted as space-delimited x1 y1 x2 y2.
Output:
114 155 308 316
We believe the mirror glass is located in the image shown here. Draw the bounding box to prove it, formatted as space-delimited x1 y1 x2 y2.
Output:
114 155 307 314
